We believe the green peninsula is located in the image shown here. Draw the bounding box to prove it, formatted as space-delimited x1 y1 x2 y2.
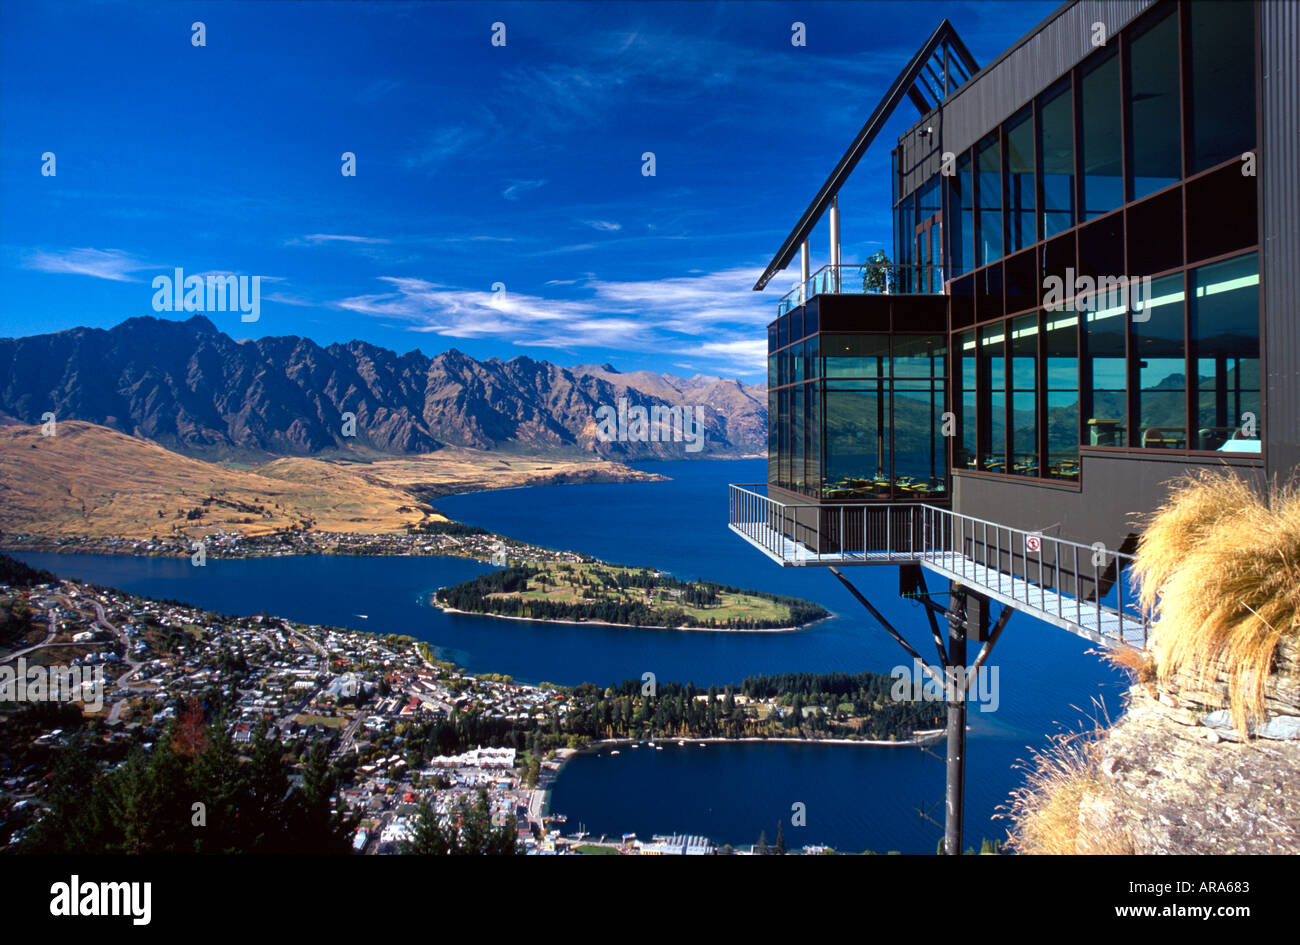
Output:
434 563 829 631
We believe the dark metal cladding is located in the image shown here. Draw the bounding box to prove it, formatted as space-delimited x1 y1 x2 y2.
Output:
1261 0 1300 478
898 0 1156 202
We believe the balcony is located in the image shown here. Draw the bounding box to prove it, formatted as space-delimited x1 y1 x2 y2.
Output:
727 483 1150 649
777 263 945 316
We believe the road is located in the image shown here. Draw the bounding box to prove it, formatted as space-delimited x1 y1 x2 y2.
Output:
72 596 149 724
0 606 57 662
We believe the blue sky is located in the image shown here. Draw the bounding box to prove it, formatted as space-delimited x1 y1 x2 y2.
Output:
0 0 1056 381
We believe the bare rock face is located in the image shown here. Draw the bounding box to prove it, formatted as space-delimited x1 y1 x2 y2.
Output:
1076 688 1299 854
0 316 767 460
1069 638 1300 854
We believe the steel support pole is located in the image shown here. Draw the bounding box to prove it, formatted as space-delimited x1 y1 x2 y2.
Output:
829 196 840 291
944 585 968 856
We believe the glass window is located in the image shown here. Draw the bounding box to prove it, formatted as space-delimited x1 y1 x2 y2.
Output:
824 383 890 499
792 384 805 492
1080 48 1123 219
803 337 819 380
792 340 805 383
768 390 777 486
894 382 947 496
977 135 1003 265
977 323 1007 472
1189 1 1255 174
808 381 822 494
892 334 946 378
1039 79 1075 238
1005 109 1036 252
917 177 943 293
952 152 975 276
956 330 976 472
778 388 790 487
1010 314 1039 476
1127 10 1182 199
1130 272 1187 448
918 176 941 218
1186 162 1258 264
1082 295 1127 447
1044 309 1079 479
1005 249 1038 314
824 334 889 378
895 194 915 271
1190 253 1260 452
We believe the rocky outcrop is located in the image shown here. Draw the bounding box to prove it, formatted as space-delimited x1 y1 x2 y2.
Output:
1012 639 1300 854
1076 686 1299 854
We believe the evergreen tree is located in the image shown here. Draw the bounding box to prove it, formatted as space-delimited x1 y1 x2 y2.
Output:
404 798 451 855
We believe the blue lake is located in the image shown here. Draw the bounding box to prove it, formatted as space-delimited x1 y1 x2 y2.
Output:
12 458 1127 852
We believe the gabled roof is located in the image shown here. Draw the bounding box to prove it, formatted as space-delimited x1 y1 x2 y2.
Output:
754 19 979 291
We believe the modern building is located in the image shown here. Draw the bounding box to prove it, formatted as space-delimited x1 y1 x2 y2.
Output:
731 0 1296 853
757 0 1293 548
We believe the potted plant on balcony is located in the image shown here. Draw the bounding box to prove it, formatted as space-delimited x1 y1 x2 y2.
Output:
861 249 893 294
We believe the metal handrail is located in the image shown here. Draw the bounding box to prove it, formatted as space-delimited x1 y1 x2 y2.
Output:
728 483 1149 648
777 263 946 316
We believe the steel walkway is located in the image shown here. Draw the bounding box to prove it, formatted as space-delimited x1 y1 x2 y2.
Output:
728 484 1150 650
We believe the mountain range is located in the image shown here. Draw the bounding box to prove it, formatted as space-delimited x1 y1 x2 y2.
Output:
0 315 766 461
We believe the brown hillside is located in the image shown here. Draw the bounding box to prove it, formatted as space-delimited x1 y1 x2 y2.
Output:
0 422 666 542
0 422 435 538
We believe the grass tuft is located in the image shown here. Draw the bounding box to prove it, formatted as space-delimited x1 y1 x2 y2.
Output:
1001 721 1133 855
1133 470 1300 736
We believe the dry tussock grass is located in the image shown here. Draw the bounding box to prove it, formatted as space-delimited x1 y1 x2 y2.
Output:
1001 724 1134 855
1101 645 1157 687
1133 470 1300 736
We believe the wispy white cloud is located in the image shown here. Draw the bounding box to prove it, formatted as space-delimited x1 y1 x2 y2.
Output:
405 125 490 171
293 234 392 245
584 220 622 232
501 179 546 201
354 77 404 104
264 291 315 307
679 338 768 375
436 235 517 244
337 265 771 375
23 248 152 282
191 270 283 283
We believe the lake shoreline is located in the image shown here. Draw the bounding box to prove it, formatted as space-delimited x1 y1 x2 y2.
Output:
559 731 947 756
431 597 831 634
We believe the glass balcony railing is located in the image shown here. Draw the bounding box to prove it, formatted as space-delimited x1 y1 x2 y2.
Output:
777 263 945 316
